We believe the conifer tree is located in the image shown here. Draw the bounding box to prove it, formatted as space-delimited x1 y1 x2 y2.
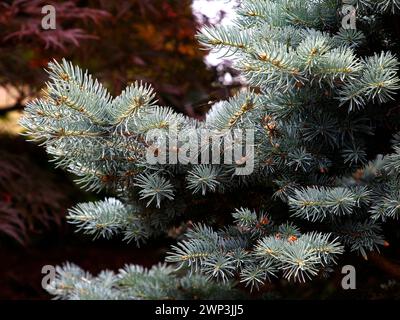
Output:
20 0 400 299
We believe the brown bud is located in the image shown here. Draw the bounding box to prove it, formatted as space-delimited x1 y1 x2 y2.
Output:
260 217 270 225
384 241 390 247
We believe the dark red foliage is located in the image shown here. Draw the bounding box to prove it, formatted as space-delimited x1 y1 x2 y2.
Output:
0 0 220 115
0 0 110 50
0 138 76 244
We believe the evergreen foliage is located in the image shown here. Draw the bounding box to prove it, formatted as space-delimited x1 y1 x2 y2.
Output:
46 262 240 300
20 0 400 299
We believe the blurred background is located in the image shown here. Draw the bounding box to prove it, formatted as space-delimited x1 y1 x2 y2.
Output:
0 0 399 299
